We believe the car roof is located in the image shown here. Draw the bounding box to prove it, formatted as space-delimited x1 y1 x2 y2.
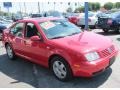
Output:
18 17 62 23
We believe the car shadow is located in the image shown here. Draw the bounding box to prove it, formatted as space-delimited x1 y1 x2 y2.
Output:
0 53 112 88
95 31 119 36
117 38 120 41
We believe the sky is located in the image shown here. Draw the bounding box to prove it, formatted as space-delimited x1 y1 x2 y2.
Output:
0 2 85 13
0 1 113 14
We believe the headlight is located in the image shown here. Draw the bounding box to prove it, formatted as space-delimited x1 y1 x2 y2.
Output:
85 52 100 61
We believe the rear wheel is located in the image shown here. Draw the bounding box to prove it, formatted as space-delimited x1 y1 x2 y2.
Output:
50 56 73 81
6 44 16 60
103 29 109 33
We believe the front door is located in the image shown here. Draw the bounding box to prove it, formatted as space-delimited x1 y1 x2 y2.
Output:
22 22 49 66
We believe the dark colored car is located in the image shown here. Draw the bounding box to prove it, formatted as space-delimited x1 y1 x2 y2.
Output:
30 13 43 18
0 22 7 40
97 11 120 33
43 11 64 18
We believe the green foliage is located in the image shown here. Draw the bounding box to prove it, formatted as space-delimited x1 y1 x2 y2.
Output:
104 2 113 10
88 2 101 11
74 6 85 13
114 2 120 8
74 2 100 13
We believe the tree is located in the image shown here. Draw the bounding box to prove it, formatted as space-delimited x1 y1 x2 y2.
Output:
95 2 101 11
114 2 120 8
74 6 85 13
68 2 70 6
66 7 73 13
88 2 101 11
104 2 113 10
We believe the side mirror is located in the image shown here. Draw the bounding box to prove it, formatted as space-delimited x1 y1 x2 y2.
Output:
30 36 41 41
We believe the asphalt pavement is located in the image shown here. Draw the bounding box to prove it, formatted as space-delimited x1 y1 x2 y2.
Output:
0 29 120 88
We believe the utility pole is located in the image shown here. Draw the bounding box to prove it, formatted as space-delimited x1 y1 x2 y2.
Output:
24 2 26 14
38 2 40 13
54 2 56 11
85 2 89 30
19 2 21 13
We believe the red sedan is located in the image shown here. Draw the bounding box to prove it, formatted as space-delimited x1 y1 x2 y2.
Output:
2 17 118 81
68 16 79 25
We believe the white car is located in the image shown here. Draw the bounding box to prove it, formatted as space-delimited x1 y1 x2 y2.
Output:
77 12 98 28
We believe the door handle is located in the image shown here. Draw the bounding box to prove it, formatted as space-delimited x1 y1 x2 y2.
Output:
24 40 31 46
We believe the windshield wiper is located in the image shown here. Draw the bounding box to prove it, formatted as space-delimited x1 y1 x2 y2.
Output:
50 36 65 39
68 32 80 36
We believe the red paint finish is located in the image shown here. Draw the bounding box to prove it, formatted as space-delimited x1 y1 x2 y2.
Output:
68 16 79 25
2 18 118 77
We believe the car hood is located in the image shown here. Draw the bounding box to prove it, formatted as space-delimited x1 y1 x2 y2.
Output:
50 31 112 53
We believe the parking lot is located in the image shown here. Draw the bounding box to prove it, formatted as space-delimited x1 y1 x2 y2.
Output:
0 29 120 88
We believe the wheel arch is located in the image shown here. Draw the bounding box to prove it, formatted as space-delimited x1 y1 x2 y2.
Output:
48 54 72 70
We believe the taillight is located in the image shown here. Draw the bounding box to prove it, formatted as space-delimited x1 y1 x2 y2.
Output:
107 19 112 25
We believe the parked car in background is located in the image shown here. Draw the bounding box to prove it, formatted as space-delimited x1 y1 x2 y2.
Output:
2 17 118 81
67 13 80 25
43 11 64 18
12 15 23 22
0 16 13 23
77 12 98 29
0 19 12 40
0 21 7 40
97 11 120 33
30 13 43 18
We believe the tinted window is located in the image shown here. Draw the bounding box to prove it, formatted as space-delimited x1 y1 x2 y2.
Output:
31 14 42 18
10 23 24 37
39 20 82 39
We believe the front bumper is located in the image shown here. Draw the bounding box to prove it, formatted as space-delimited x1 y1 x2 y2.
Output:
72 50 118 77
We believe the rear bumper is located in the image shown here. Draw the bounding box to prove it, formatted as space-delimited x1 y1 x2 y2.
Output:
97 24 119 30
72 50 118 77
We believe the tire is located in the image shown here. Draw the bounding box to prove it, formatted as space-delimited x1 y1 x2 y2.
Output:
95 22 98 29
115 27 120 33
6 44 16 60
50 56 73 82
103 29 109 33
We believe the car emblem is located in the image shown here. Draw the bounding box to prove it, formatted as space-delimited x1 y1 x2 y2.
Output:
108 48 112 53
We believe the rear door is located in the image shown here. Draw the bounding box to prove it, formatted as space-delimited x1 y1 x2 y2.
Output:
9 22 25 55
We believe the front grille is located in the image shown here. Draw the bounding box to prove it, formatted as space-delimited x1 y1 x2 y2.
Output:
100 45 115 58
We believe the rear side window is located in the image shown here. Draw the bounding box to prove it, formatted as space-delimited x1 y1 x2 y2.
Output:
10 23 24 37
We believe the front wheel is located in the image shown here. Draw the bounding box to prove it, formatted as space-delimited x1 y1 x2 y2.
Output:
103 29 109 33
50 56 73 82
6 44 16 60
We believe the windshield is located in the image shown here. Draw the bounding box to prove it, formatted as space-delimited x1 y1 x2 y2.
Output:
39 20 82 39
